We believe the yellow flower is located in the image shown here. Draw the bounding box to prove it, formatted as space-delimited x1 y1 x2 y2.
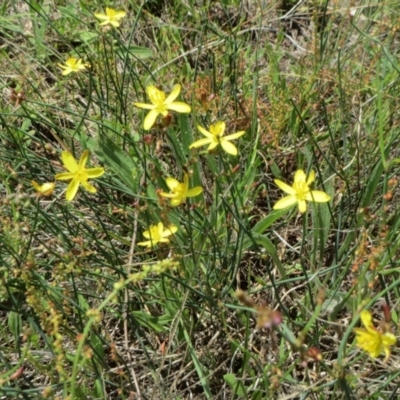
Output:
134 84 191 130
354 310 396 362
189 121 245 156
55 150 105 201
273 169 331 213
31 180 55 197
58 57 89 76
160 173 203 206
137 222 178 248
94 8 126 27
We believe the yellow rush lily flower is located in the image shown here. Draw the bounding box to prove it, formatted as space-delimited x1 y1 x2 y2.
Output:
55 150 105 201
134 84 191 130
189 121 245 156
31 180 55 197
160 173 203 207
137 222 178 248
58 57 89 76
354 310 396 362
94 8 126 27
273 169 331 213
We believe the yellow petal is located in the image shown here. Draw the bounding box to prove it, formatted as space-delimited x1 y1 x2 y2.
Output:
94 13 108 20
207 142 218 151
31 180 40 191
360 310 373 329
86 167 105 179
61 151 79 173
294 170 307 183
186 187 203 197
305 190 331 203
134 102 155 110
137 240 152 247
55 172 75 181
81 180 97 193
159 191 176 198
298 200 307 213
274 179 296 195
183 173 189 191
273 195 297 210
353 327 367 337
220 140 238 155
65 178 80 201
189 138 213 149
113 11 126 19
306 170 315 185
157 222 164 234
164 84 181 104
197 125 214 139
165 177 180 191
147 86 164 105
78 150 90 169
143 109 160 130
166 101 191 113
224 131 245 141
382 332 397 346
211 121 226 137
170 197 184 206
161 225 178 237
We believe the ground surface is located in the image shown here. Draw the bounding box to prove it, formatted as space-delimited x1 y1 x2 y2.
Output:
1 0 400 399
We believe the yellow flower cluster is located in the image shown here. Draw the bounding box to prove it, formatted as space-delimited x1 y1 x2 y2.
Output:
36 8 334 251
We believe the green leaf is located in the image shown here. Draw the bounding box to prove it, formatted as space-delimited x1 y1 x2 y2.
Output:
184 328 212 399
252 209 288 233
96 138 138 195
78 294 89 312
94 378 104 398
243 233 286 278
166 125 187 167
115 45 153 60
146 181 159 202
223 373 247 397
90 333 105 360
131 311 171 332
361 159 384 207
79 31 99 44
8 311 21 342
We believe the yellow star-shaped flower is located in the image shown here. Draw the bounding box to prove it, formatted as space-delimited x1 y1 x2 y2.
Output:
134 84 191 130
273 169 331 213
55 150 105 201
58 57 89 76
189 121 245 156
137 222 178 248
354 310 396 362
160 173 203 207
94 8 126 28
